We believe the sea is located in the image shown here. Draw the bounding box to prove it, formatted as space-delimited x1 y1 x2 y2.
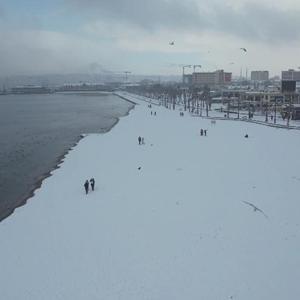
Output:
0 92 134 221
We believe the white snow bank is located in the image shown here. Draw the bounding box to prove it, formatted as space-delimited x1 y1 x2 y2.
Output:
1 92 300 300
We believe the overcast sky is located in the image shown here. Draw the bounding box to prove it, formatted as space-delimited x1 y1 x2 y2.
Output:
1 0 300 77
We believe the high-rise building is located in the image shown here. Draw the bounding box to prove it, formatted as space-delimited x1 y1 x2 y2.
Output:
224 72 232 83
282 69 300 81
251 71 269 81
192 70 231 86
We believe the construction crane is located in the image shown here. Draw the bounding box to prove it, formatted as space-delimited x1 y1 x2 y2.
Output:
182 65 192 75
124 71 131 83
193 65 202 72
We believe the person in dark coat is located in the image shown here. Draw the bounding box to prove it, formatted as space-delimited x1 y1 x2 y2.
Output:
84 180 89 195
204 129 207 136
200 129 203 136
245 134 249 138
90 178 95 191
138 136 142 145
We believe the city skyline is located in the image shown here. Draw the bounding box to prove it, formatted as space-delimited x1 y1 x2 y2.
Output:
1 0 300 77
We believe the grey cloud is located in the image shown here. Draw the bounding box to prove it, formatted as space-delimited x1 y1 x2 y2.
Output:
0 5 5 18
89 62 113 73
66 0 300 42
66 0 203 30
211 3 300 42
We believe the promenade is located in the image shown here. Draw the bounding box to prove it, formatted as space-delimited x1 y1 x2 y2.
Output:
1 92 300 300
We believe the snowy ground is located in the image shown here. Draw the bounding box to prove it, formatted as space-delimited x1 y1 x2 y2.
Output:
1 92 300 300
137 94 300 129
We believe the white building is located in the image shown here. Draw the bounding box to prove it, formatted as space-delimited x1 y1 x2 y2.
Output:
251 71 269 81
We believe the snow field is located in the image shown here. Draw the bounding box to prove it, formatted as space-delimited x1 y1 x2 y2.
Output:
0 92 300 299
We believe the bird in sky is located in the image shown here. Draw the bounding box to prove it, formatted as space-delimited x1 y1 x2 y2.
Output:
169 41 175 46
242 201 268 219
240 48 247 52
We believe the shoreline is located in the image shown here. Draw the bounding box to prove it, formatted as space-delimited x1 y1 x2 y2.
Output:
0 137 83 222
113 92 138 105
0 97 135 222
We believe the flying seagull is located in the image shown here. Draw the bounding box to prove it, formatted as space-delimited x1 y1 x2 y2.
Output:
169 41 175 46
240 48 247 52
243 201 268 218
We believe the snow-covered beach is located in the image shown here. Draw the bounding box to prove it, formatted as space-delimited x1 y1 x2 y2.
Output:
1 92 300 299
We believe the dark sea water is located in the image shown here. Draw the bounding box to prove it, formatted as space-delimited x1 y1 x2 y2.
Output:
0 93 134 221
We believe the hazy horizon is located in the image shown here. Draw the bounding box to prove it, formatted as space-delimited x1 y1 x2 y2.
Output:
1 0 300 77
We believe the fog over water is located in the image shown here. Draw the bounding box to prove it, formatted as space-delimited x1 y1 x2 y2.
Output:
0 93 134 221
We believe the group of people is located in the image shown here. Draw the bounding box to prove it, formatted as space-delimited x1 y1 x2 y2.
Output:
179 112 184 116
138 136 145 145
148 104 152 108
84 178 95 195
150 111 157 116
200 129 207 136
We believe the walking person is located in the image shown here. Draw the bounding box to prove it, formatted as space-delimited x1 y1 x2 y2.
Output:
90 178 95 191
204 129 207 136
138 136 142 145
200 129 203 136
84 180 89 195
141 137 145 145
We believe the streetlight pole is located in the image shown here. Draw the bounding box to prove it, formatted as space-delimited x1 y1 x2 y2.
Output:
287 94 293 128
248 100 251 119
265 98 269 123
238 93 241 119
274 96 277 124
